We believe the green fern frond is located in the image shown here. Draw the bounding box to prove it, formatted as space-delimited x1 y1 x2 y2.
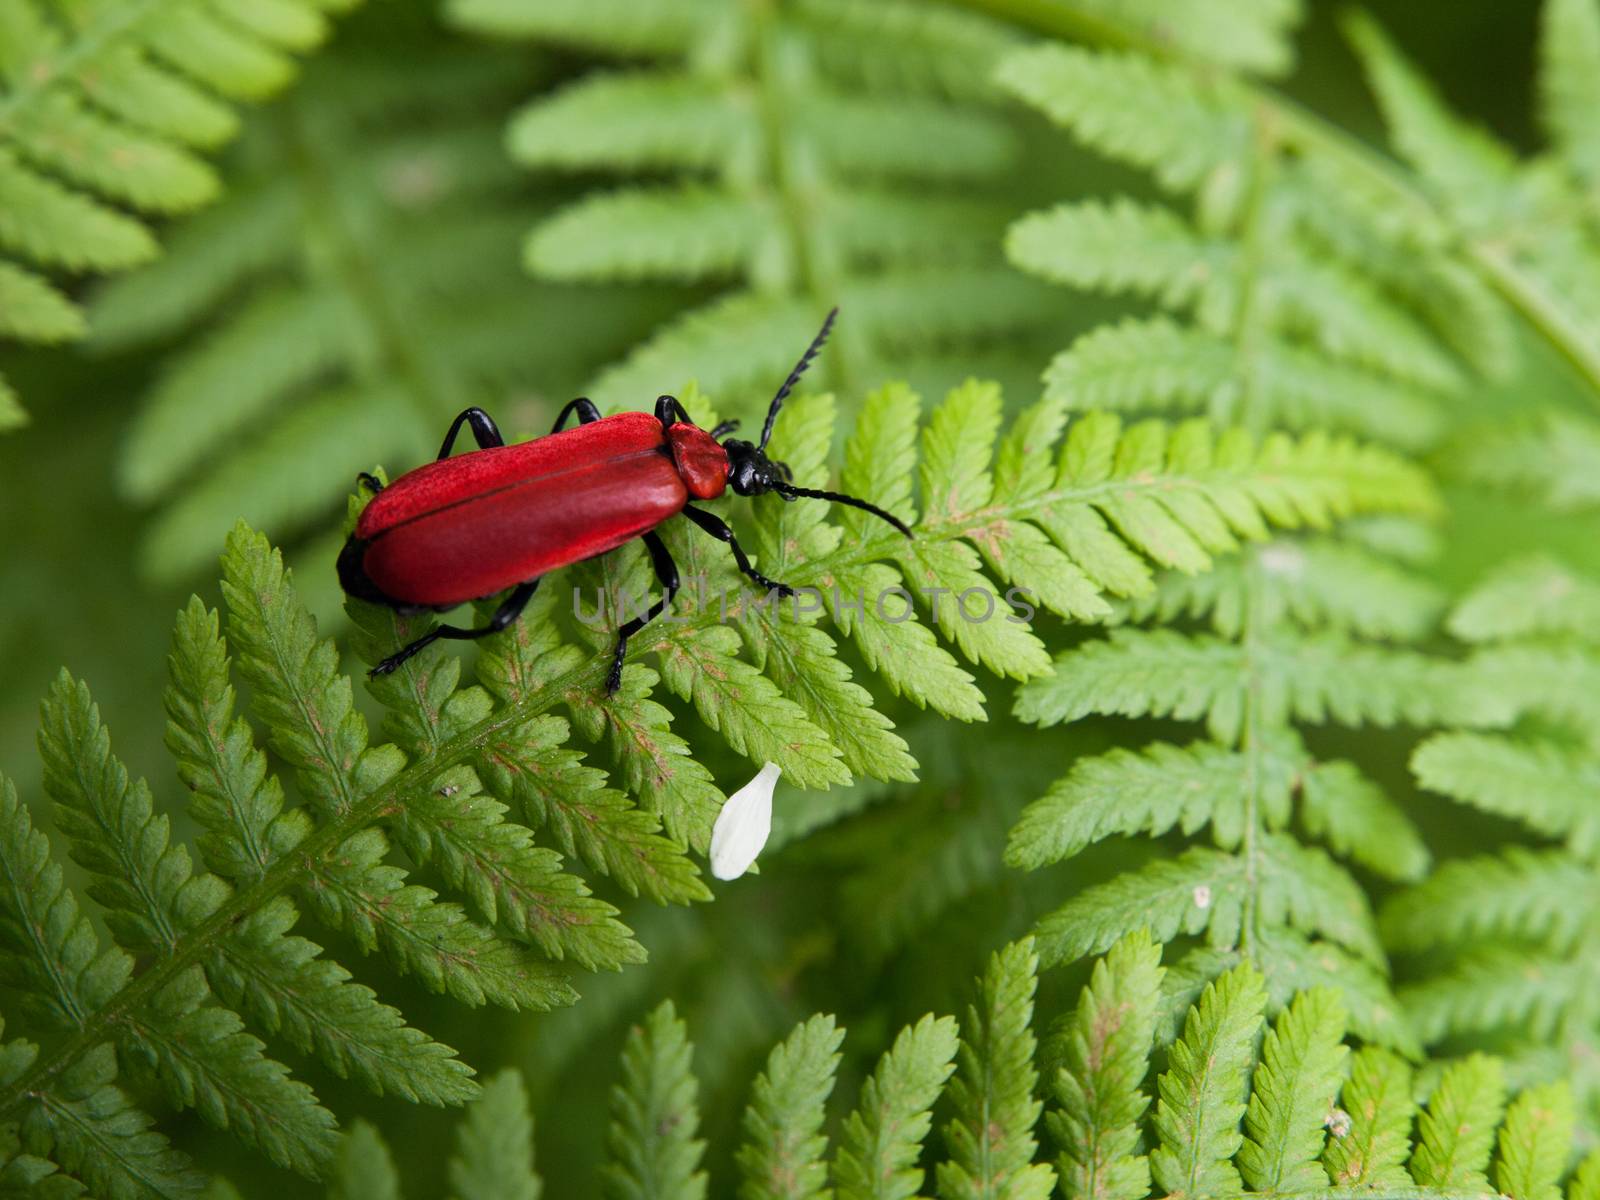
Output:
1414 734 1600 855
1404 945 1587 1047
1019 627 1499 742
1323 1047 1415 1188
997 46 1248 191
449 0 1049 408
1032 833 1382 971
973 0 1600 415
1342 14 1516 225
1108 534 1448 654
0 0 354 427
999 37 1490 451
1338 4 1600 409
1005 729 1422 886
28 1043 204 1200
1035 846 1247 967
1461 645 1600 749
1411 1056 1507 1190
1049 930 1163 1200
1499 1084 1576 1200
35 674 342 1171
449 1070 542 1200
997 0 1304 76
1043 318 1446 451
833 1013 958 1200
796 0 1025 99
327 1121 399 1200
1151 960 1268 1197
299 1068 540 1200
1383 849 1592 956
1540 0 1600 185
1007 740 1263 869
1003 365 1455 1044
0 505 817 1182
0 777 131 1031
603 1003 706 1200
1573 1154 1600 1200
441 0 714 57
736 1014 843 1200
938 938 1056 1200
1238 989 1349 1192
1299 760 1431 883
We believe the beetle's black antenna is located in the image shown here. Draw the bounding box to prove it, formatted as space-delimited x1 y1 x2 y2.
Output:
760 307 838 451
771 481 913 538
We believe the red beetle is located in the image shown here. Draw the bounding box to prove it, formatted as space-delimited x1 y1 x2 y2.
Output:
338 309 911 690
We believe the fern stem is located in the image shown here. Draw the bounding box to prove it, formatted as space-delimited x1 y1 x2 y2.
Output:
1226 104 1279 426
950 0 1600 405
1461 240 1600 397
1236 551 1272 959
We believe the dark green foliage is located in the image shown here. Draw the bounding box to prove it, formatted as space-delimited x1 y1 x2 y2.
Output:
938 938 1055 1199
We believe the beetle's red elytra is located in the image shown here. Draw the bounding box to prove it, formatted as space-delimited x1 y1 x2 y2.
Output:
338 309 912 692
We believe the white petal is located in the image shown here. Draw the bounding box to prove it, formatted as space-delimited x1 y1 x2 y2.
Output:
710 762 780 880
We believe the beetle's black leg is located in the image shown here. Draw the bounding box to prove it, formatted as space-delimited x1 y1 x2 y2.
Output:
681 505 795 597
370 580 540 676
356 472 385 494
606 531 679 694
438 407 506 459
652 394 695 431
709 419 740 439
551 397 603 433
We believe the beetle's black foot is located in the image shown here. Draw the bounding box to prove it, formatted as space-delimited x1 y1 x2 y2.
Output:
605 652 625 695
371 636 434 676
357 472 384 494
751 574 795 598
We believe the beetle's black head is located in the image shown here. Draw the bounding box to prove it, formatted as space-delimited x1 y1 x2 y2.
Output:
722 437 792 497
715 308 914 539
